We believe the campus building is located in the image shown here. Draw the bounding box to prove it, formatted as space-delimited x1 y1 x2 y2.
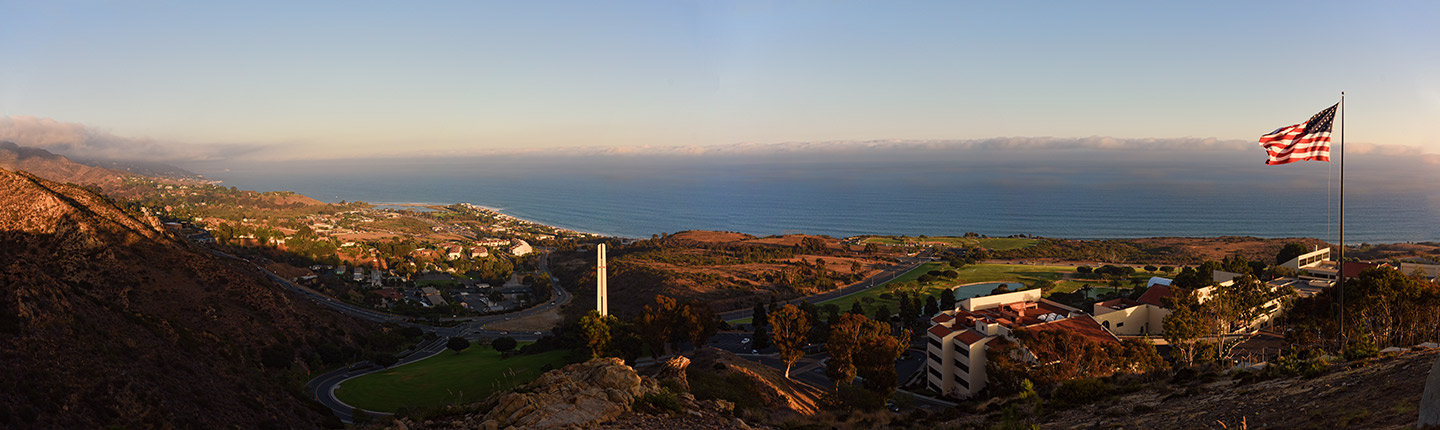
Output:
924 289 1116 398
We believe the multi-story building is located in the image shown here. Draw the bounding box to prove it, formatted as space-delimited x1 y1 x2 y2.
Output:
925 289 1116 398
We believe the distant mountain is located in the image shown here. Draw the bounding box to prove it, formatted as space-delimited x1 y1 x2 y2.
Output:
0 140 130 188
68 156 208 182
0 167 372 428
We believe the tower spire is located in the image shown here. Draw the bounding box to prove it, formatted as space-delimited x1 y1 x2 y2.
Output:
597 243 608 316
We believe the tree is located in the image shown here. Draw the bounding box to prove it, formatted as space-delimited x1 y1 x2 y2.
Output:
1161 295 1207 367
769 304 812 378
492 336 518 352
924 295 939 316
872 305 892 324
371 353 399 368
752 303 769 327
1276 242 1310 265
579 310 614 358
825 314 865 387
849 301 865 316
446 336 471 353
1144 265 1158 272
751 325 771 350
638 295 680 358
1159 266 1174 274
678 300 719 347
826 313 909 397
939 290 956 313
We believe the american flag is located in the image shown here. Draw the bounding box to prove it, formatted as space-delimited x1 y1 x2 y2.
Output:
1258 103 1338 165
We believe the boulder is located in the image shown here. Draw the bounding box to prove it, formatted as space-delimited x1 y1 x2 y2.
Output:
480 357 662 429
656 355 692 392
1421 355 1440 428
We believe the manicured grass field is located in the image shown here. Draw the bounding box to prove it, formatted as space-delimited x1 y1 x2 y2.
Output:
335 343 573 412
858 236 1039 251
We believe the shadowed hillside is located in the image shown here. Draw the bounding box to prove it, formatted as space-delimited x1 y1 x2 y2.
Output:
0 141 130 189
0 168 373 429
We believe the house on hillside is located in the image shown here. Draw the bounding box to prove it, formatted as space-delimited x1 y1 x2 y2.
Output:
510 239 533 256
420 287 448 307
925 289 1116 398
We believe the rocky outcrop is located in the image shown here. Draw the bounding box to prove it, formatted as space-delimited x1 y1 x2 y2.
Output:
655 356 691 392
480 357 662 429
392 356 764 430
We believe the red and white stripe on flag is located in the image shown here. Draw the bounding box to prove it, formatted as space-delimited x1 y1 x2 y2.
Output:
1258 103 1337 165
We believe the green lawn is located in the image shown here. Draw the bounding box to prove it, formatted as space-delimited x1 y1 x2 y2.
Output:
858 236 1039 251
335 343 573 412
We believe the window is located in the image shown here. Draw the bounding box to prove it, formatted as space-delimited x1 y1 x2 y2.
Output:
1116 322 1124 327
953 358 969 373
927 337 941 349
928 352 942 363
956 375 969 388
956 344 969 358
928 367 941 379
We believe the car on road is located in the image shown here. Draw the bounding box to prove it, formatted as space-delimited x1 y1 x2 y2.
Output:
500 330 509 335
533 331 543 335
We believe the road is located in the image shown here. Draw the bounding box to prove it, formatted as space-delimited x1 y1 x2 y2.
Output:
718 248 935 321
303 336 449 422
194 240 574 423
296 248 572 423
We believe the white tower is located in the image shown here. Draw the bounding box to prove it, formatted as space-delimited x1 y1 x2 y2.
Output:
597 243 608 316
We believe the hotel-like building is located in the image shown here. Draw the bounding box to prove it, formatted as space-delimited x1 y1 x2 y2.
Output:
924 289 1116 398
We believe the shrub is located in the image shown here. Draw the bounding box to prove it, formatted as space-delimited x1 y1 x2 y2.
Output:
1050 378 1111 405
635 391 683 414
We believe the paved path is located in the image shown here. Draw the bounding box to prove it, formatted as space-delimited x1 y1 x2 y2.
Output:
305 337 450 422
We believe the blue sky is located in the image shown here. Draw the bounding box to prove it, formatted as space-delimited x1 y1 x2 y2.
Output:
1 1 1437 160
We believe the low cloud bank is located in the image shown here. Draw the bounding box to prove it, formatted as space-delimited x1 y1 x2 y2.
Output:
6 115 1438 168
0 116 269 163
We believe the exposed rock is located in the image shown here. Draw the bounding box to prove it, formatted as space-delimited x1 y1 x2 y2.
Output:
1421 354 1440 428
656 355 692 392
481 357 662 429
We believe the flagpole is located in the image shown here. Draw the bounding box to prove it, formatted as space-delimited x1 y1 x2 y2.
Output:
1339 90 1346 351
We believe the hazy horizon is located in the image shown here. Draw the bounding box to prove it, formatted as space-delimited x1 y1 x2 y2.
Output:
3 1 1438 162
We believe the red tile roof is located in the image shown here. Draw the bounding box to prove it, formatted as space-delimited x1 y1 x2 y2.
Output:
955 329 985 345
1340 262 1382 279
931 314 955 324
1136 284 1173 307
928 325 955 338
1028 316 1119 345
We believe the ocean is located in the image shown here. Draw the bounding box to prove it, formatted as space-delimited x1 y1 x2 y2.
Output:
209 150 1440 244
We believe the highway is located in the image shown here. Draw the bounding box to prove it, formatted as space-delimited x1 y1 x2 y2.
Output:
718 248 934 321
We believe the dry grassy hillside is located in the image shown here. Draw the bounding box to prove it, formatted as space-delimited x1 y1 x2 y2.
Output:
0 168 373 429
551 232 900 317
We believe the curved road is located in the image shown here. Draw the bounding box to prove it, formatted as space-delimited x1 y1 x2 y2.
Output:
298 249 572 423
718 248 934 321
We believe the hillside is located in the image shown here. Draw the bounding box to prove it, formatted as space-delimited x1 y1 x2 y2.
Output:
549 232 901 316
924 349 1440 429
0 168 374 428
0 140 130 189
